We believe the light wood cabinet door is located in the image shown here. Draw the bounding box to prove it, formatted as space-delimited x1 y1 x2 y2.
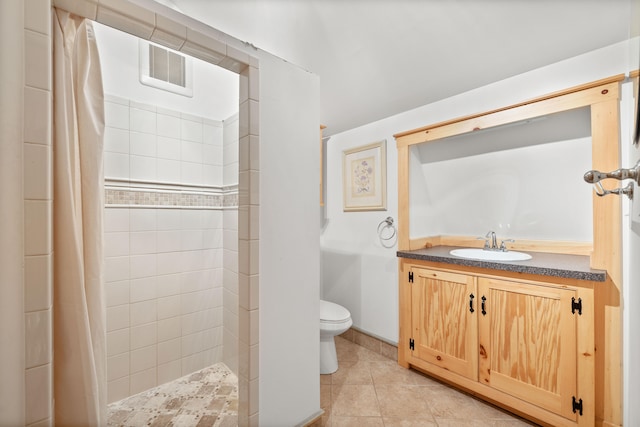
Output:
410 267 478 380
478 277 578 421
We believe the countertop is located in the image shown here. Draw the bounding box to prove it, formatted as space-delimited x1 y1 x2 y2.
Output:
397 246 607 282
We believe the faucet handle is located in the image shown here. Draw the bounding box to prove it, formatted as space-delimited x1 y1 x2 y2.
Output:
499 239 515 251
477 235 491 249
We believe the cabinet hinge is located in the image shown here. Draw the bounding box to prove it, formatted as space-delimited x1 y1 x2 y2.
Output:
571 297 582 315
408 271 414 283
572 396 583 416
409 338 415 350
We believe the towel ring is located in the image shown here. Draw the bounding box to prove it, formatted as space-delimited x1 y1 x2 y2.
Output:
377 216 397 247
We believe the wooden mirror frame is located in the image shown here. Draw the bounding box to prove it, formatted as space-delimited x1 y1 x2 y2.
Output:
394 74 625 275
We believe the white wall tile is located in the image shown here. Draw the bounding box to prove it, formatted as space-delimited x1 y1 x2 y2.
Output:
107 305 130 332
25 0 51 35
24 255 52 313
130 345 157 373
104 126 130 154
203 122 223 145
104 101 130 130
157 114 181 138
130 368 156 395
130 209 156 231
158 295 181 320
105 208 130 233
157 338 181 364
180 270 206 294
130 132 156 157
104 152 130 180
107 353 130 381
105 256 130 283
25 364 52 424
131 323 157 350
130 231 157 255
181 210 204 230
157 159 181 183
181 230 203 251
157 273 181 298
130 300 157 327
24 30 51 91
108 377 130 404
156 252 183 275
107 328 130 357
105 232 130 257
181 141 203 164
157 136 180 160
202 144 219 166
106 280 130 307
157 360 181 385
25 309 51 368
180 161 202 186
157 317 181 342
130 155 156 182
157 230 182 253
23 87 51 145
157 210 181 231
203 165 222 187
23 143 51 200
130 276 157 303
129 254 157 279
181 119 203 143
130 108 156 134
24 200 51 256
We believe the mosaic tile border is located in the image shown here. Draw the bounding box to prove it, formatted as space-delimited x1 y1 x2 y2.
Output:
105 188 238 209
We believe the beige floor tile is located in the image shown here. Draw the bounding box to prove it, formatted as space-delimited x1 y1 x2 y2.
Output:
368 361 440 386
331 384 381 417
335 337 389 362
321 384 332 413
382 418 438 427
321 374 332 385
331 416 384 426
420 386 490 420
374 384 434 419
331 360 373 385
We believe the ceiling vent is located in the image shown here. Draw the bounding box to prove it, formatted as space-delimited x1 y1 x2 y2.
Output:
139 41 193 97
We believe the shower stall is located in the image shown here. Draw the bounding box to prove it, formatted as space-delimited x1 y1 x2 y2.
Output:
93 22 240 404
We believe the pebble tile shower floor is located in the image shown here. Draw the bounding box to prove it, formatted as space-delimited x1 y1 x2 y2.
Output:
107 363 237 427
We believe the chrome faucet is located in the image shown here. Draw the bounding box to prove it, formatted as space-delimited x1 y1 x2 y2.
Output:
487 231 497 250
479 231 512 251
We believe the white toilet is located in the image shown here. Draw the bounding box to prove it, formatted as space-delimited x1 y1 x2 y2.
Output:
320 299 353 374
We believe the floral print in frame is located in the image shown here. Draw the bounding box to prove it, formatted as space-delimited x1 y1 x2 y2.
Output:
342 140 387 211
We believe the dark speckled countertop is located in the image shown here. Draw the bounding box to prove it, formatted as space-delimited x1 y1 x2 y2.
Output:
397 246 607 282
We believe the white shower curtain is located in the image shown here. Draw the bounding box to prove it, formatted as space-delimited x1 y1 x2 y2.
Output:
53 9 106 426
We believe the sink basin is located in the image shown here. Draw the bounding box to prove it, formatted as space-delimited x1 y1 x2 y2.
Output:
449 248 532 262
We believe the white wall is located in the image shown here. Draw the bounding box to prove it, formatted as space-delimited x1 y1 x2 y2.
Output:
257 53 322 427
322 40 638 345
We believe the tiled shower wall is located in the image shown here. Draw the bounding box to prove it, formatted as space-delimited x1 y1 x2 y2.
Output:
103 96 239 403
23 0 54 425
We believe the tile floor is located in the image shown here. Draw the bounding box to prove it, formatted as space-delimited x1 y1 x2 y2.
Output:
106 338 536 426
320 336 537 426
107 363 237 427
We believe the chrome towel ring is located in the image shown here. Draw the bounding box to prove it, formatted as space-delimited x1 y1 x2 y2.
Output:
377 216 397 248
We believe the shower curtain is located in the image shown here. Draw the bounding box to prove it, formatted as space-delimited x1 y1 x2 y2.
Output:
53 9 106 426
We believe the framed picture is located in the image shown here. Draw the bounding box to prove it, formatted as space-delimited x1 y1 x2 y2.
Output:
342 140 387 211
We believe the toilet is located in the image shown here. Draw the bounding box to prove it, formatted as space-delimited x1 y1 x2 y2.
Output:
320 299 353 374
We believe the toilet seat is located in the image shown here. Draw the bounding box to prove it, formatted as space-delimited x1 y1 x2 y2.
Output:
320 300 351 323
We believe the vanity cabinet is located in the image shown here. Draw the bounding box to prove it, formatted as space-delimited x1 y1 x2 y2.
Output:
401 260 595 427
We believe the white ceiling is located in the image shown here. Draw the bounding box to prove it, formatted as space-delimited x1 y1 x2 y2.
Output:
171 0 637 136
